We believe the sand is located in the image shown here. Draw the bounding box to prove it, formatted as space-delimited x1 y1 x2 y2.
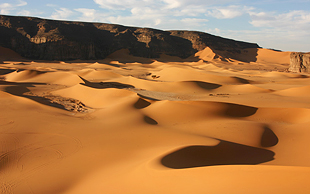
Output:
1 46 310 194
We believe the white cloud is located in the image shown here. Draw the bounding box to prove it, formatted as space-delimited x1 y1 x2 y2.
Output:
17 10 31 16
0 4 11 14
154 18 161 25
204 7 310 51
16 0 27 7
93 0 238 11
46 4 57 7
0 0 27 15
174 5 207 17
162 0 181 9
250 10 310 30
51 8 74 20
248 10 310 51
91 0 216 30
75 8 109 22
93 0 147 10
207 5 253 19
75 8 97 21
181 18 208 26
207 23 310 52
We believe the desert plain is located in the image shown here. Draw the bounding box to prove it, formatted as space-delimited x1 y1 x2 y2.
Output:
1 45 310 194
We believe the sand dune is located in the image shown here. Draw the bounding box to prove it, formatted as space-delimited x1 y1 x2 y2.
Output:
256 48 290 65
0 46 24 62
1 46 310 194
194 47 217 61
276 85 310 97
6 70 83 86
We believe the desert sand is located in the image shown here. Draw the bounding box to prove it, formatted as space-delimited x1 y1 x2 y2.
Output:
1 46 310 194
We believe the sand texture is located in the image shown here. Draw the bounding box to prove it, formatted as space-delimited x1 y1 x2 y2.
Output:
1 47 310 194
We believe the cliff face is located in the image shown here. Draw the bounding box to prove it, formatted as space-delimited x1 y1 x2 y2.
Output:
289 52 310 73
0 15 260 61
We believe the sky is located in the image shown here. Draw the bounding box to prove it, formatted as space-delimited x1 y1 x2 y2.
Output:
0 0 310 52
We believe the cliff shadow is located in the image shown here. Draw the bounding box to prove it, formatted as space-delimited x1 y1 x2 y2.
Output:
210 48 259 63
161 140 275 169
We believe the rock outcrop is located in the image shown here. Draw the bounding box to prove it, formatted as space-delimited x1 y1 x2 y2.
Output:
289 52 310 73
0 14 260 61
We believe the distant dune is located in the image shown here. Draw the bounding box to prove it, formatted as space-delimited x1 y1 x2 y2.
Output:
0 17 310 194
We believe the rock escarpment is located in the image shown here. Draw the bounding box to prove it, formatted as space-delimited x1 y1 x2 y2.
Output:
0 14 260 61
289 52 310 73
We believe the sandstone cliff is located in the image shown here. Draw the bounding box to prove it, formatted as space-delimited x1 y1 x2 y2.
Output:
289 52 310 73
0 15 260 61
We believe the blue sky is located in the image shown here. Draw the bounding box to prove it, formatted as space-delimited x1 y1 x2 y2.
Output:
1 0 310 52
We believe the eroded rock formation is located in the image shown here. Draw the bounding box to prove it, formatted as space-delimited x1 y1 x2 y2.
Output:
0 15 260 61
289 52 310 73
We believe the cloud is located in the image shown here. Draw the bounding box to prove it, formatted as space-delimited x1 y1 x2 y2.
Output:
16 0 27 7
248 10 310 50
93 0 238 10
90 0 216 29
207 5 253 19
46 4 57 7
93 0 149 10
75 8 97 21
161 0 182 9
0 0 27 14
214 28 310 52
75 8 108 22
250 10 310 30
17 10 31 16
51 8 74 20
181 18 208 26
207 9 310 52
173 5 207 17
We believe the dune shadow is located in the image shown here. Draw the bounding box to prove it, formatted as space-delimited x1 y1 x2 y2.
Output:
79 76 134 89
13 62 29 66
261 126 279 147
191 81 222 90
231 76 251 84
0 69 16 75
224 103 258 117
137 94 160 101
0 80 45 86
144 115 158 125
104 62 123 68
161 140 275 169
4 85 66 110
134 98 151 109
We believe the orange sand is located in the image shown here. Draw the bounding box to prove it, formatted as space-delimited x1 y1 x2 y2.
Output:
1 47 310 194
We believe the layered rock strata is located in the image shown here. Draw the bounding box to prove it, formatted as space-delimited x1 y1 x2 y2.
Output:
289 52 310 73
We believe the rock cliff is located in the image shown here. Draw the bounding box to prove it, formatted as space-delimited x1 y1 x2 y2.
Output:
0 14 260 61
289 52 310 73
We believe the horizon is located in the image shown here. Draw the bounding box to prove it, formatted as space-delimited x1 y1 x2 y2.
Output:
0 0 309 52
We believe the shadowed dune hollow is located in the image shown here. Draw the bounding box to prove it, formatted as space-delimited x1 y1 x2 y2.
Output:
161 140 275 169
